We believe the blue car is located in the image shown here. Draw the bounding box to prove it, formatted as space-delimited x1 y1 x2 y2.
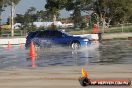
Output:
25 29 91 49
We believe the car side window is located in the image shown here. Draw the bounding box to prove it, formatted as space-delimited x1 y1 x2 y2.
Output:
49 31 62 37
36 31 50 38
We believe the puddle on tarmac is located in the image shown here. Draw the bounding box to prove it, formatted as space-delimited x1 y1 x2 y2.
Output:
0 40 132 69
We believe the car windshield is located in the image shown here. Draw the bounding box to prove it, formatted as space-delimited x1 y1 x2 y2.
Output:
27 32 37 39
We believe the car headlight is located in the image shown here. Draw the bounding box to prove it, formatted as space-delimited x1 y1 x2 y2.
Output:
83 39 89 42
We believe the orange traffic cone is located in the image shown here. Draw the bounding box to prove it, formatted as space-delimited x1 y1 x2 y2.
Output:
7 41 11 49
29 42 37 68
20 43 23 49
92 24 98 34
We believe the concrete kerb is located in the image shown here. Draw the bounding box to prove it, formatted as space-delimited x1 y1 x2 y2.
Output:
0 37 26 46
102 33 132 40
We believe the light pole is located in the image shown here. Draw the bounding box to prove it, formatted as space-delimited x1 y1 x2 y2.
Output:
11 0 15 37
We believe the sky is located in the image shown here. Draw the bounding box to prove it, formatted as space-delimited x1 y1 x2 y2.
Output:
1 0 70 23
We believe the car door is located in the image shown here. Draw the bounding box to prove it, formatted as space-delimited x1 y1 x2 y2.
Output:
33 30 51 47
51 30 71 45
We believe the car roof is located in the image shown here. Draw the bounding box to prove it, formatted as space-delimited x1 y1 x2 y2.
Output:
28 29 62 36
27 30 42 38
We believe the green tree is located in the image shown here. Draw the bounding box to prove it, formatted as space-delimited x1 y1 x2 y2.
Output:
65 0 91 28
92 0 132 25
0 0 21 21
23 7 37 32
80 17 87 28
14 7 37 32
0 0 7 24
24 7 37 24
45 0 67 22
36 10 51 22
0 0 21 36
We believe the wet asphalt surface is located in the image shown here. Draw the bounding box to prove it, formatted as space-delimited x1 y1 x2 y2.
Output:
0 40 132 69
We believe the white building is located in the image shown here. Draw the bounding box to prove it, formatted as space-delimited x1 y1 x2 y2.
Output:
13 21 63 29
62 23 74 28
33 21 62 28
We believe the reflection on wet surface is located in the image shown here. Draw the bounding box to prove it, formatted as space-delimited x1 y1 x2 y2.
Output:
98 40 132 64
27 42 100 67
0 40 132 68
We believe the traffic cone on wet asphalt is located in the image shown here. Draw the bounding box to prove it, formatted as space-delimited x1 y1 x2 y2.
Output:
7 41 12 49
20 43 23 49
29 42 37 68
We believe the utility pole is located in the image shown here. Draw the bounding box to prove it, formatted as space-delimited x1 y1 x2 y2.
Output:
11 1 15 37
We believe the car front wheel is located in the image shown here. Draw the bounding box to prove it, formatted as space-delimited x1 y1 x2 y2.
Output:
71 42 80 50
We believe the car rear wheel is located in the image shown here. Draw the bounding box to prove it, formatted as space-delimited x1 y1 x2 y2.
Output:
71 42 80 50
